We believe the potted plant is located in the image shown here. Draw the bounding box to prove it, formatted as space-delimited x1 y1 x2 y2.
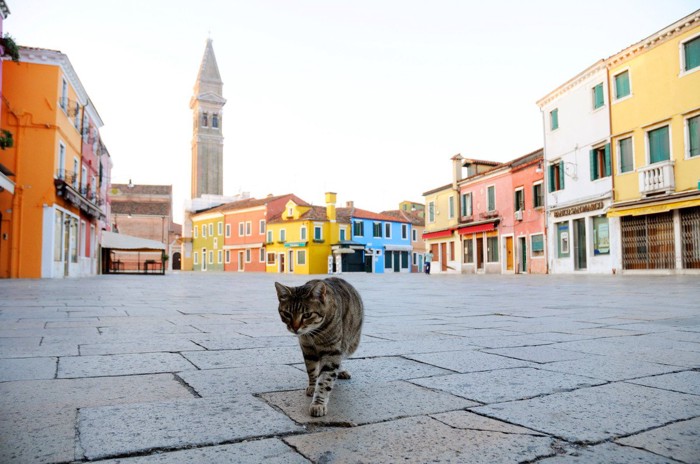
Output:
1 34 20 62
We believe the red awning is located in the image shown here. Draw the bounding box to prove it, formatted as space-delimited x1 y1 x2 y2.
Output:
423 229 454 239
458 222 495 235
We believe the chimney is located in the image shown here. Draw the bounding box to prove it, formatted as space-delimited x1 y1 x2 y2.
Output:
451 154 463 189
346 201 354 208
325 192 337 222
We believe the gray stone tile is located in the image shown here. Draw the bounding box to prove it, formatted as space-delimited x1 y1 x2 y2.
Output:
627 371 700 395
537 442 673 463
301 356 455 383
484 345 590 364
0 409 76 464
178 364 307 396
182 346 303 369
92 439 310 464
405 349 536 373
474 382 700 443
616 417 700 464
284 415 555 464
542 356 679 382
261 380 476 426
79 339 204 356
412 367 604 403
0 357 56 381
77 396 303 461
57 353 194 378
187 334 297 351
351 336 475 358
431 410 547 435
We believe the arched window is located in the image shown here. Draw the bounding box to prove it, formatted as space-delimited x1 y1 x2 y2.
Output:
202 112 208 127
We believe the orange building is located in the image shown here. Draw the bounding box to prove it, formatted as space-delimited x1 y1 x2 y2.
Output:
0 46 110 278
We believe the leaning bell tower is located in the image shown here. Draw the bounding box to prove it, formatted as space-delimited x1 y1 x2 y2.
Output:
190 38 226 198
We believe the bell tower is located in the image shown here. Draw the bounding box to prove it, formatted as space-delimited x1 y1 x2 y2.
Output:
190 38 226 198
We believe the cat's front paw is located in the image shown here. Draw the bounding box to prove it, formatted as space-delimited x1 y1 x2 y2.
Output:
305 385 315 397
309 403 327 417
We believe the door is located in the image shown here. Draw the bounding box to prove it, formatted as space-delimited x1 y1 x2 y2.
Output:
202 248 207 271
288 250 294 273
440 243 447 271
574 218 587 270
394 252 401 272
519 236 527 273
279 253 285 273
172 252 181 270
238 251 244 271
476 237 484 270
505 236 514 271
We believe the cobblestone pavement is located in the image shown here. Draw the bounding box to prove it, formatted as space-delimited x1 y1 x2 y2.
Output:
1 272 699 463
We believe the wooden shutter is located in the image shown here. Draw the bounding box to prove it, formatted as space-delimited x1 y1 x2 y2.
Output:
559 161 565 189
604 143 612 177
589 149 597 181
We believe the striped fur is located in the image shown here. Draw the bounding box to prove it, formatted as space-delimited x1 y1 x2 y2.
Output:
275 277 364 417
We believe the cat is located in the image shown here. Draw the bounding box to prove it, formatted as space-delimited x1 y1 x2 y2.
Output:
274 277 364 417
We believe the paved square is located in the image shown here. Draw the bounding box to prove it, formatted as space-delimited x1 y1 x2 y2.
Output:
1 272 699 463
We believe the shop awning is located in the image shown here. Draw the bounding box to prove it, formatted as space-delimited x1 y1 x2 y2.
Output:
384 244 413 252
101 231 166 252
423 229 454 240
284 241 307 248
607 197 700 217
224 243 264 250
458 222 496 235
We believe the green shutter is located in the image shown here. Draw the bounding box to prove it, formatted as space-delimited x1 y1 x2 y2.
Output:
684 36 700 72
615 71 630 99
649 126 670 163
689 116 699 157
548 165 555 192
550 108 558 130
589 149 597 181
604 143 612 177
559 161 565 189
593 84 604 109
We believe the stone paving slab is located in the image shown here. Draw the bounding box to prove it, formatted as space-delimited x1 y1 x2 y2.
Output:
616 417 700 463
57 352 194 378
411 366 604 403
0 356 56 382
181 345 303 369
627 370 700 395
187 334 297 351
77 396 304 461
178 364 307 396
0 409 76 464
404 349 536 373
284 415 556 464
537 442 674 463
430 410 547 435
91 439 310 464
483 345 590 364
541 355 680 382
261 380 477 426
473 382 700 443
78 339 204 356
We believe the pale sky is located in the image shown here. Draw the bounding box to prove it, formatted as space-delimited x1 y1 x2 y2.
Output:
7 0 699 223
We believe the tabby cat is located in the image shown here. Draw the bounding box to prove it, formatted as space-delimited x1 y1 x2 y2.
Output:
274 277 364 417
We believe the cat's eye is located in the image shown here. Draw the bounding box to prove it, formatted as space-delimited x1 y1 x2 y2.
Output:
302 312 314 319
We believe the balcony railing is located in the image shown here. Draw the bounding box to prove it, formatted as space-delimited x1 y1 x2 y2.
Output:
639 160 675 196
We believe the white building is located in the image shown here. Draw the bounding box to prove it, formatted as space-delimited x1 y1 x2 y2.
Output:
537 61 618 274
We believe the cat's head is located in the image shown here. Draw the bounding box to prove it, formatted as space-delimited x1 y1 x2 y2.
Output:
274 281 327 335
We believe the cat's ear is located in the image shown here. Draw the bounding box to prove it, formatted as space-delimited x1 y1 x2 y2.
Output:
274 282 291 301
310 281 327 304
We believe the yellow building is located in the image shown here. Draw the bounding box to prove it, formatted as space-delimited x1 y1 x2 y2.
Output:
265 193 343 275
191 210 225 272
607 10 700 271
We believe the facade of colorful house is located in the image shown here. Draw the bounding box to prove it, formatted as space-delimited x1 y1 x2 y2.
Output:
606 11 700 272
191 210 225 272
0 47 109 278
382 207 426 273
265 194 345 275
537 60 616 273
337 204 412 273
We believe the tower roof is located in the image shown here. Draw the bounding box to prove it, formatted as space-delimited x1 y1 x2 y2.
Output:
194 39 223 97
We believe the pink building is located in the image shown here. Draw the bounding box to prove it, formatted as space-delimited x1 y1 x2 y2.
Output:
457 149 545 274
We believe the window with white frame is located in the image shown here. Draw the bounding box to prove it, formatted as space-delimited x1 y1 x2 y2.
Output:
245 249 252 262
461 192 472 218
487 186 496 212
208 223 213 236
486 236 498 262
218 221 223 235
384 223 391 239
514 188 524 212
550 108 559 130
532 182 544 208
246 221 252 236
428 201 435 223
687 114 699 158
259 220 266 234
412 229 417 242
202 224 207 238
194 226 198 238
314 225 323 241
60 79 68 110
238 222 244 236
280 229 286 242
266 230 273 243
681 34 700 74
267 253 276 265
300 226 307 241
614 70 631 100
297 250 307 265
531 234 544 257
592 83 605 110
217 250 223 263
208 250 214 264
225 250 230 263
259 248 265 263
193 252 198 265
590 144 611 180
213 238 218 249
448 196 455 219
648 125 670 164
618 136 634 173
225 224 231 238
401 224 408 240
373 222 382 238
548 161 565 192
57 142 66 178
340 227 347 241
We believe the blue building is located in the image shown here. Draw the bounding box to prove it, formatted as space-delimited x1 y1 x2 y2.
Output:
335 204 412 273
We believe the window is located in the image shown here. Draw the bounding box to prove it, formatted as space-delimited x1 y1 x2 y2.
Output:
213 238 218 249
448 196 455 219
225 250 230 264
648 125 670 164
297 250 306 265
412 229 417 242
259 220 266 234
60 79 68 110
208 224 213 236
202 224 207 237
245 249 251 263
533 183 544 208
280 229 286 242
401 224 408 240
614 70 631 99
463 239 474 263
618 137 634 173
194 225 198 238
353 221 364 237
212 113 219 128
218 250 223 264
300 226 307 241
72 158 79 188
550 108 559 130
193 252 198 265
208 250 214 264
314 225 323 241
531 234 544 257
461 192 472 218
548 161 565 192
486 236 499 262
340 228 347 241
557 222 570 257
246 221 252 236
266 230 273 243
238 222 245 236
514 188 524 212
592 83 604 109
682 35 700 73
428 201 435 223
384 223 391 239
287 207 294 217
57 142 66 177
590 144 611 180
487 186 496 212
592 216 610 255
373 222 382 238
687 115 700 158
202 112 208 127
218 221 223 235
267 253 276 265
259 248 265 263
225 224 231 238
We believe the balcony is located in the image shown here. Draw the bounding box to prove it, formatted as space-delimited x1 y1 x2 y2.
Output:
54 169 105 219
480 210 499 220
638 160 675 196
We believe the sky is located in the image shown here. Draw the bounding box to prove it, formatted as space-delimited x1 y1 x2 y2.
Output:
6 0 699 223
